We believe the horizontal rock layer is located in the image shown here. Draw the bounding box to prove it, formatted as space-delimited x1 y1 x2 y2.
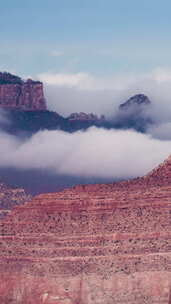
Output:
0 157 171 303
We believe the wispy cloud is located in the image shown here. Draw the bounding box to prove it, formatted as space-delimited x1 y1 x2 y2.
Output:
50 50 64 57
38 72 91 87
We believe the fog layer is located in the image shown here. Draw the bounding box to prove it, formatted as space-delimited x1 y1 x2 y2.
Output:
0 127 170 180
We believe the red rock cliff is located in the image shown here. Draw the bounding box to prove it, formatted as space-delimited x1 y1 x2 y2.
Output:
0 72 47 111
0 156 171 303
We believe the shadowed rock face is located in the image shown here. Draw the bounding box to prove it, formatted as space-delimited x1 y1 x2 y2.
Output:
119 94 151 109
0 182 31 218
0 157 171 303
114 94 152 132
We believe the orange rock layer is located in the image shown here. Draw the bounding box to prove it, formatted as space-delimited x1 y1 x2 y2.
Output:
0 157 171 303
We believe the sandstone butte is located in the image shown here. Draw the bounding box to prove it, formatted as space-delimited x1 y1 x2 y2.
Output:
0 72 47 111
0 156 171 303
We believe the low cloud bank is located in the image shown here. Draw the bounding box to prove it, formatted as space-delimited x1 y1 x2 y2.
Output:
148 123 171 141
0 127 171 179
37 68 171 125
36 68 171 142
1 68 171 182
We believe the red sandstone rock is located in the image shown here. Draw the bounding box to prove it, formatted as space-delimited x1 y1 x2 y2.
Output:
0 156 171 303
0 72 47 111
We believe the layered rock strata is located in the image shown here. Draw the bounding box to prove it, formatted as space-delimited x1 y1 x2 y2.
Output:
0 72 47 111
0 157 171 303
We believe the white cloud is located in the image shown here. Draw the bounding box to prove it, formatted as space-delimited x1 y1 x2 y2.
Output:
38 72 137 90
38 68 171 90
0 127 170 179
38 72 91 88
148 122 171 140
36 68 171 120
150 67 171 83
1 68 171 186
50 50 64 57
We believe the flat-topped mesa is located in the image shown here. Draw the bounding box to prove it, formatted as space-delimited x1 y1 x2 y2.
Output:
0 72 47 111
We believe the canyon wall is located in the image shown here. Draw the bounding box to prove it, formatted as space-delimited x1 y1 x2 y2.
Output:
0 157 171 303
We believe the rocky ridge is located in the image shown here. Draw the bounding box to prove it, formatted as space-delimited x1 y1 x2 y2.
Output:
0 72 153 134
0 156 171 303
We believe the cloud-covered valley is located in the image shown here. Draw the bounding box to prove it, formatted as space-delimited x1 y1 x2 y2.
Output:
1 68 171 192
38 68 171 125
0 127 171 180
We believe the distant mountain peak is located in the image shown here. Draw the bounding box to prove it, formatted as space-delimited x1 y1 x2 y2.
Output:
114 94 152 132
119 94 151 110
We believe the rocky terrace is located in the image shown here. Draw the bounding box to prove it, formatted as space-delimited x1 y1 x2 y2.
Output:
0 156 171 303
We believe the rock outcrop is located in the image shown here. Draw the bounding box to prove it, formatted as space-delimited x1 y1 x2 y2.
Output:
113 94 152 132
0 73 154 135
0 72 47 111
119 94 151 110
0 156 171 303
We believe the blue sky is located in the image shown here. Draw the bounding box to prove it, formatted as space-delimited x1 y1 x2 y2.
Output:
1 0 171 76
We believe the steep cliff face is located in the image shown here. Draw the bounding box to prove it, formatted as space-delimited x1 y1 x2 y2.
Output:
0 72 47 111
0 156 171 303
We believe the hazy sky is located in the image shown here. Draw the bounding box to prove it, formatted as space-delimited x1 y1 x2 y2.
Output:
1 0 171 76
